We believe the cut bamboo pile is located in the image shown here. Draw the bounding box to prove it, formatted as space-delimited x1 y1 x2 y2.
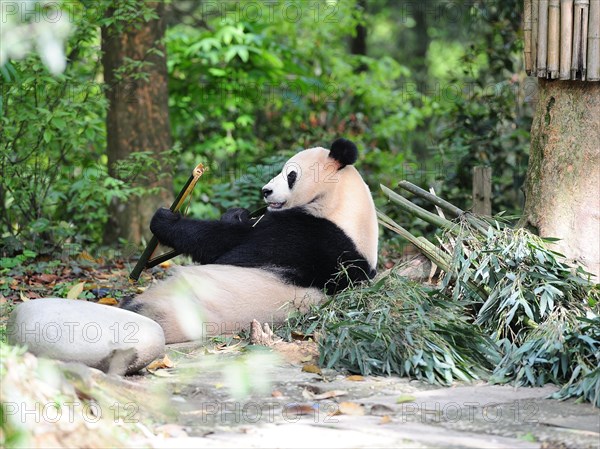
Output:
525 0 599 80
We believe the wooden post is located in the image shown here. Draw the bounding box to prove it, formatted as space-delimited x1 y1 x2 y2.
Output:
587 0 600 80
548 0 561 78
472 167 492 216
560 0 574 79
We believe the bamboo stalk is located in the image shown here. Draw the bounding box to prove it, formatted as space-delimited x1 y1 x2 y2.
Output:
396 181 490 234
397 181 464 217
547 0 561 78
381 185 458 233
581 0 590 79
525 0 534 74
377 211 486 300
537 0 550 77
376 211 452 272
129 163 206 282
560 0 574 79
573 0 590 79
533 0 540 73
587 0 600 80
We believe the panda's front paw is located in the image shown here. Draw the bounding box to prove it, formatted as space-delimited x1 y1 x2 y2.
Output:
220 208 251 225
150 207 181 237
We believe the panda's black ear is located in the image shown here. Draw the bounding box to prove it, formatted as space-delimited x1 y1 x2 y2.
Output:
329 138 358 168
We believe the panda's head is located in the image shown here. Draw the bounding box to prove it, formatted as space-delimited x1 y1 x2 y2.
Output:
261 138 360 213
261 138 378 268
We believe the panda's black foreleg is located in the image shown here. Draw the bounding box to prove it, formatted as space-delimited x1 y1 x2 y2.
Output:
149 207 252 264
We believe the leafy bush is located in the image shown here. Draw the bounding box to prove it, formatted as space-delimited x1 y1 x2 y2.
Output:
288 270 498 384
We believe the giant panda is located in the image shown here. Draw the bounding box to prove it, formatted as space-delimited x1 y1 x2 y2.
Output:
121 138 378 343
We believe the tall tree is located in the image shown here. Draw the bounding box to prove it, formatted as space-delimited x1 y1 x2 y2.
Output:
101 1 173 244
520 81 600 279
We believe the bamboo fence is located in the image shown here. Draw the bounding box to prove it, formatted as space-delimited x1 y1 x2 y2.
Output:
525 0 599 80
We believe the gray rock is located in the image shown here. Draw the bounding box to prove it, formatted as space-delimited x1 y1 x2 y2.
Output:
7 298 165 375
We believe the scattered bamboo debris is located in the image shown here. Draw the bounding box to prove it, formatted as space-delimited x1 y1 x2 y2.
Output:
525 0 599 81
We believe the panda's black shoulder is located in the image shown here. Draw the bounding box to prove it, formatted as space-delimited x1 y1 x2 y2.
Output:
261 207 334 229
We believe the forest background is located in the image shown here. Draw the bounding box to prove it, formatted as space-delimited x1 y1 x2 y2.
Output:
1 0 530 267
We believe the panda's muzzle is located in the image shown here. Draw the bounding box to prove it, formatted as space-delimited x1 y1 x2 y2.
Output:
262 188 286 210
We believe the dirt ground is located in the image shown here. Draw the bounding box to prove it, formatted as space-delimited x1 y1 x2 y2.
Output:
121 339 599 449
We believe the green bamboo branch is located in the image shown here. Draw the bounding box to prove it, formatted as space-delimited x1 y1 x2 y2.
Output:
377 210 487 300
380 185 459 234
377 210 451 272
396 181 490 234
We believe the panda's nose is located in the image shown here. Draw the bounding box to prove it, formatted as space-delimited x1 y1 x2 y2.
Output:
262 188 273 199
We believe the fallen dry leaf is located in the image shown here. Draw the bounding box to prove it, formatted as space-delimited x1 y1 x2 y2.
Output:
302 388 348 401
146 354 174 372
79 251 97 263
19 291 30 302
338 401 365 416
98 297 118 306
283 404 316 417
36 273 58 284
346 375 365 381
379 415 392 424
67 282 85 299
301 364 322 375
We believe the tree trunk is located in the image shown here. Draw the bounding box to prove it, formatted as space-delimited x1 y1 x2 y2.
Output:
520 80 600 279
101 1 173 245
350 0 368 73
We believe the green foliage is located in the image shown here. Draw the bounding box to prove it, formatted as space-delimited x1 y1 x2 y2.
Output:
0 1 175 255
446 225 594 344
431 0 531 216
492 316 600 407
166 0 433 221
287 271 498 384
3 0 533 255
440 219 599 406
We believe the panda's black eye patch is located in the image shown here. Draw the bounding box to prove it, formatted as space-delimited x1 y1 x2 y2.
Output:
287 170 297 189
